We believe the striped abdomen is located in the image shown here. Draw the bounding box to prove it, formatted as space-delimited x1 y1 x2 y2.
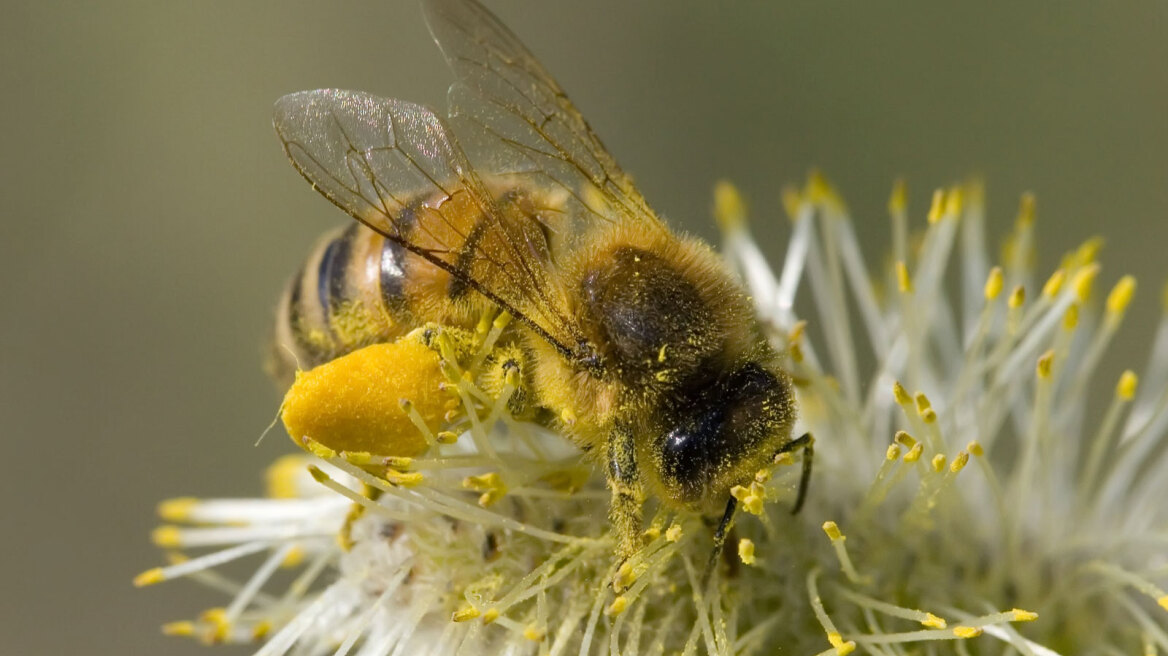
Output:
269 185 560 386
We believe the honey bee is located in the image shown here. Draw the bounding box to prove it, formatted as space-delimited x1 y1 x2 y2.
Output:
271 0 810 576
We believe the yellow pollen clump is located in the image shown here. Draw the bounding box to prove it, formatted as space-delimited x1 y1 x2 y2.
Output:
665 523 683 542
738 538 756 565
606 596 629 616
282 340 445 458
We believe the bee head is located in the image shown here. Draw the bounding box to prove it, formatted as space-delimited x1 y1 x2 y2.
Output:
645 361 796 512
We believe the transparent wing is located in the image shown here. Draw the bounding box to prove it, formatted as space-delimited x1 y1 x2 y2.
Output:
423 0 663 233
273 89 583 358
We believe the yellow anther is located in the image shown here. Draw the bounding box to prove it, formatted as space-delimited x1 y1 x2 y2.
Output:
1072 264 1100 302
1075 236 1104 266
523 625 545 641
713 180 746 231
1008 285 1026 309
967 440 984 457
481 608 499 624
616 561 636 589
944 185 964 217
738 538 756 565
606 596 629 616
1117 370 1139 400
451 606 481 622
1157 596 1168 612
385 469 424 487
754 468 772 484
436 431 459 444
281 545 305 568
560 408 577 426
931 454 947 473
892 381 912 405
822 521 843 541
950 451 969 473
1161 281 1168 312
827 631 845 648
1042 269 1066 299
464 472 502 490
161 621 196 637
1063 303 1080 331
643 525 661 541
133 567 165 587
888 178 907 215
954 626 983 638
157 497 198 522
896 261 912 293
984 267 1004 301
885 444 902 460
790 342 805 363
927 188 945 224
341 451 375 466
665 523 683 542
385 456 413 470
251 621 272 640
894 430 917 448
492 312 512 331
965 178 985 210
151 526 182 548
1012 608 1039 622
200 608 230 642
781 185 802 221
904 443 924 463
730 484 750 501
1106 275 1137 316
835 642 856 656
302 438 338 460
789 320 807 344
1016 192 1036 227
922 613 947 628
1037 350 1054 379
266 454 310 499
921 408 937 423
806 169 831 203
914 392 932 414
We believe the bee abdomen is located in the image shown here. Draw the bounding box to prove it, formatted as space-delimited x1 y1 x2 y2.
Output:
269 223 412 385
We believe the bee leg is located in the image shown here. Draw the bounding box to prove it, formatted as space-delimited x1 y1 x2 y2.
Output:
703 495 738 584
775 432 814 514
607 424 644 592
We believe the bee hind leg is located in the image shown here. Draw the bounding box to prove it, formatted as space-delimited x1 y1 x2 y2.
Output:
607 424 644 592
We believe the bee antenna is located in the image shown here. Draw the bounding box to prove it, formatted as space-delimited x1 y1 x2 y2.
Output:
703 495 738 584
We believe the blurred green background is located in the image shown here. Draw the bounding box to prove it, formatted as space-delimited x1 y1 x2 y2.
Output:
2 1 1165 654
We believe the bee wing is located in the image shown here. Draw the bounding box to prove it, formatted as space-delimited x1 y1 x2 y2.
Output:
274 89 583 358
423 0 664 231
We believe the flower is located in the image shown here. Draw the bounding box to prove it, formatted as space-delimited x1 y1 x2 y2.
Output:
138 173 1168 654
